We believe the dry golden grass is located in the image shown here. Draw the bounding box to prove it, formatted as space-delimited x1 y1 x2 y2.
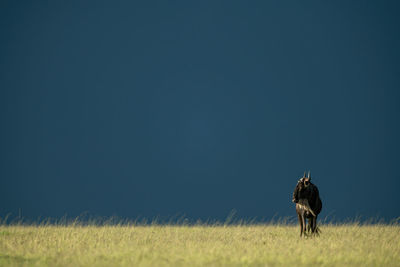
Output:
0 223 399 266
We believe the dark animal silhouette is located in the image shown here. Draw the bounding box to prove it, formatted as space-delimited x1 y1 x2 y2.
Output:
292 171 322 237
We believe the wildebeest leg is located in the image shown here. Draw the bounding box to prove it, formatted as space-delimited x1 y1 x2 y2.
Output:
310 217 316 235
313 215 319 235
307 217 312 233
302 213 307 237
297 213 304 237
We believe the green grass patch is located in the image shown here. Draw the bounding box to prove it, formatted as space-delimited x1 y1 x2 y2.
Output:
0 224 399 266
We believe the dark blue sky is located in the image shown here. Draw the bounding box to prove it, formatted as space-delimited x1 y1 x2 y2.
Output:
1 1 399 222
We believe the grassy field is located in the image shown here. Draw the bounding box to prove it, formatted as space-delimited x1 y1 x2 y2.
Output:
0 222 399 266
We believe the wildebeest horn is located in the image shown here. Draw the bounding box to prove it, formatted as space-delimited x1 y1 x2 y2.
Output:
308 171 311 179
303 171 307 178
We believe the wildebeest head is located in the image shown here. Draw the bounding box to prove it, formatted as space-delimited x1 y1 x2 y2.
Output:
299 171 312 189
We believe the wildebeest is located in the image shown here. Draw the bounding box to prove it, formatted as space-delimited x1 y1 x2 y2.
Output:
292 171 322 237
